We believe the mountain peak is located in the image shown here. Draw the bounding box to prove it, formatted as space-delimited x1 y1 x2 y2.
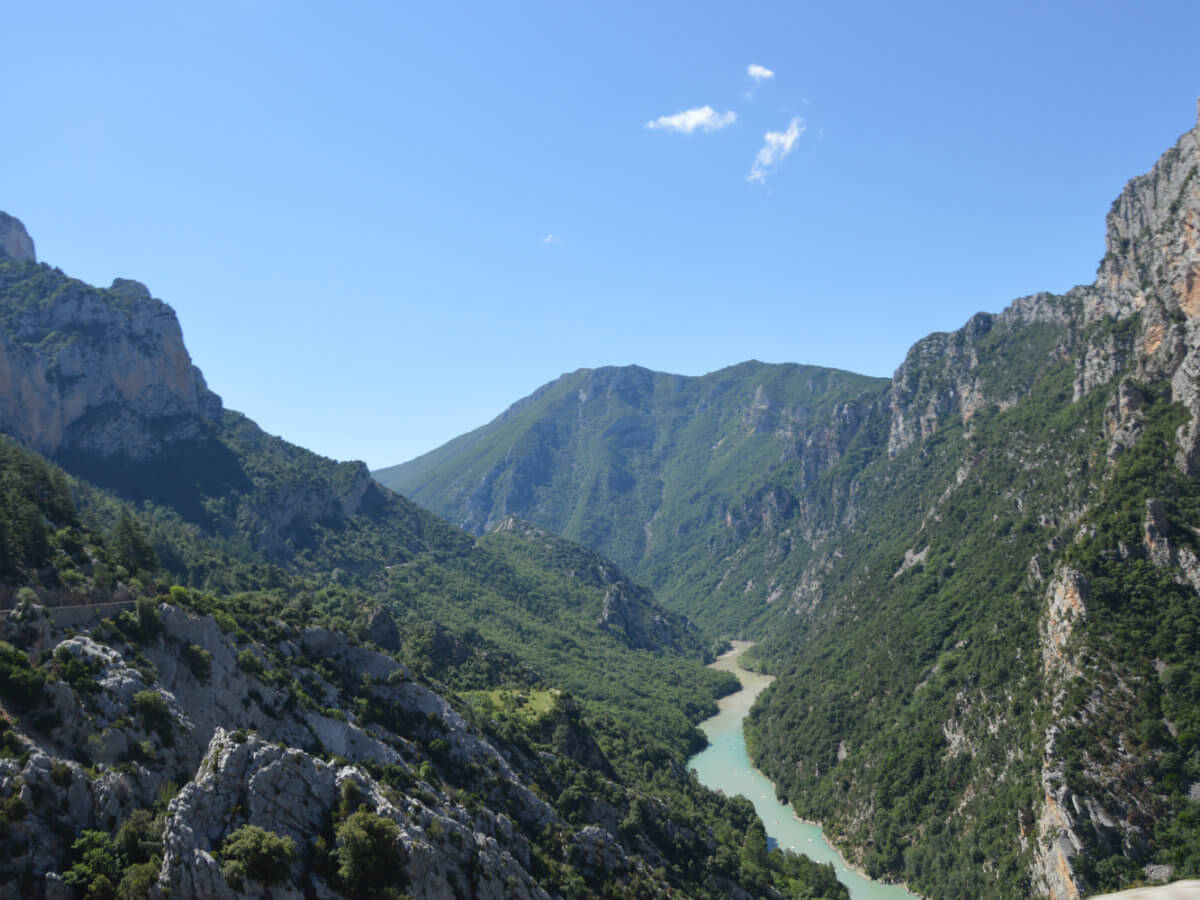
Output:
0 211 36 263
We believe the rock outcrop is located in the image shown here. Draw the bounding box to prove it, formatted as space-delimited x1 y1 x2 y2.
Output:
0 236 222 460
159 730 552 900
0 212 35 262
0 603 660 898
886 295 1075 456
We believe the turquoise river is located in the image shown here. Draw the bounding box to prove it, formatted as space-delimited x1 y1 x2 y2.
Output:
688 642 920 900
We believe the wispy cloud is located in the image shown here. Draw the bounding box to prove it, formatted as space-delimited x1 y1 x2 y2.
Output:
645 105 737 134
747 117 805 183
747 63 775 81
542 234 557 244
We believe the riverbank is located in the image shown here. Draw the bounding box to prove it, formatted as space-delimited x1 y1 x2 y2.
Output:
691 642 920 900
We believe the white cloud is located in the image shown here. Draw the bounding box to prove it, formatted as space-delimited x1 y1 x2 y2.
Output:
645 105 737 134
542 234 556 243
747 117 805 183
747 63 775 81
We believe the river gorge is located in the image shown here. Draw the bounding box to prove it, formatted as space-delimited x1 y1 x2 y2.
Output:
689 642 920 900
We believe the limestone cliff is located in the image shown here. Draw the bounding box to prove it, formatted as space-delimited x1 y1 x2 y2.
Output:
0 233 222 461
0 229 385 563
0 213 35 263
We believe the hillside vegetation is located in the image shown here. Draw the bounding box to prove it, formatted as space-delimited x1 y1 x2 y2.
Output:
376 362 887 634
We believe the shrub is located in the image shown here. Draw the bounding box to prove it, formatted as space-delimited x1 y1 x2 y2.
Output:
50 761 73 786
115 861 158 900
220 824 296 888
181 644 213 683
0 641 44 709
63 830 120 899
0 730 26 759
135 596 161 639
334 810 403 897
115 808 163 866
131 690 171 738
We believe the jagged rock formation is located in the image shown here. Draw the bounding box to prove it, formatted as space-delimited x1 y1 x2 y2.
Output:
161 730 551 900
886 293 1077 456
0 233 394 564
0 602 686 898
0 243 221 461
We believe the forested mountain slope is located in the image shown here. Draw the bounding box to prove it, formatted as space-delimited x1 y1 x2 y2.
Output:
379 110 1200 898
0 217 848 899
745 112 1200 899
376 361 889 634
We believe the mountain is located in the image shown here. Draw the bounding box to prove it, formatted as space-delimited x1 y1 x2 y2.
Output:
375 361 888 634
0 218 849 899
377 109 1200 898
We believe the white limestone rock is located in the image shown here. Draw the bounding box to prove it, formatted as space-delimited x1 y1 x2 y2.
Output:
0 212 35 262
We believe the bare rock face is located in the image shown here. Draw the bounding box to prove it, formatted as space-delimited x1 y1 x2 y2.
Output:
886 293 1076 456
0 603 580 897
0 246 223 460
158 729 555 900
885 111 1200 464
1087 112 1200 470
0 212 35 262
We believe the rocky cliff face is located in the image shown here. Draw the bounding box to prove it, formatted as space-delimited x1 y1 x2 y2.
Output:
0 240 222 461
0 233 393 563
0 601 689 898
886 293 1078 456
758 111 1200 899
0 213 35 263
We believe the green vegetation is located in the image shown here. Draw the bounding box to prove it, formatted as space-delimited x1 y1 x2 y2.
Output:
375 361 888 632
181 643 213 682
333 810 404 898
1055 391 1200 890
745 359 1095 897
0 435 78 579
220 824 296 888
130 690 171 739
62 807 167 900
0 640 45 709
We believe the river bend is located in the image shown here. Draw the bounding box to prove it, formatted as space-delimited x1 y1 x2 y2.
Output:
688 642 919 900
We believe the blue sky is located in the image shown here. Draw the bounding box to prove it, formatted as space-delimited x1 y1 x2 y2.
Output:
4 0 1199 467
